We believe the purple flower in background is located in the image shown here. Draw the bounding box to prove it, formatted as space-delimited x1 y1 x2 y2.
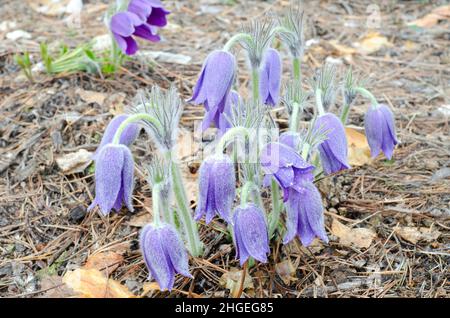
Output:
110 11 160 55
189 50 236 131
279 131 301 151
140 223 192 291
232 204 269 265
218 90 240 134
314 113 350 175
128 0 170 28
260 142 314 201
284 180 328 246
88 144 134 215
195 154 235 223
92 114 140 160
365 104 398 160
259 48 282 106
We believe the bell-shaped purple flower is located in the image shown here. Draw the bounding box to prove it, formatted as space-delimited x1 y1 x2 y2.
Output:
110 11 160 55
232 204 270 266
284 180 328 246
195 154 235 223
315 113 350 175
218 90 240 134
260 142 314 201
140 223 192 291
259 48 282 106
93 115 140 160
365 104 398 160
189 50 236 131
128 0 170 28
279 131 301 150
88 144 134 215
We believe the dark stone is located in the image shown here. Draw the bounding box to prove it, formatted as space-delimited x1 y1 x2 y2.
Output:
68 205 86 224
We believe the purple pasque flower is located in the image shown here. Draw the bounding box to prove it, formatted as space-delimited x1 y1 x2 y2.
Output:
189 50 236 131
232 203 270 265
218 90 240 134
128 0 170 28
259 48 282 106
110 11 160 55
279 131 301 150
88 144 134 215
195 154 235 223
93 114 140 160
284 180 328 246
314 113 350 175
140 223 192 291
260 142 314 201
364 103 398 160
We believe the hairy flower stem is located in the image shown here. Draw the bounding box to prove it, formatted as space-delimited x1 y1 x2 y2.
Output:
165 151 203 257
315 88 325 116
112 113 162 145
216 127 250 155
152 183 162 226
240 181 264 208
293 57 301 82
268 179 281 238
340 103 351 125
251 68 260 104
354 87 378 107
223 33 252 52
290 102 301 132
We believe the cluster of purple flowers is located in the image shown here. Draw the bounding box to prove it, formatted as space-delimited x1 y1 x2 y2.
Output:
109 0 169 55
87 4 398 292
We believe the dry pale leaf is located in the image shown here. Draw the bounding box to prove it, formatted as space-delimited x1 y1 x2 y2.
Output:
84 251 124 274
394 226 441 244
345 127 372 167
408 5 450 28
354 32 391 55
219 268 254 298
275 259 297 285
331 219 376 249
56 149 93 174
39 274 76 298
76 88 107 105
328 40 356 56
127 212 152 227
63 268 134 298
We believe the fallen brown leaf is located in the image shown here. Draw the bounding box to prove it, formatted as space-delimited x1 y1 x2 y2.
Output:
56 149 93 174
408 5 450 28
219 268 254 298
331 219 376 249
127 212 152 227
84 251 124 274
76 88 107 105
354 32 391 55
395 226 441 244
63 268 134 298
345 127 372 166
275 259 297 285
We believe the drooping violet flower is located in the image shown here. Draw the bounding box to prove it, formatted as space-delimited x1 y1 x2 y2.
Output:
260 142 314 201
110 11 160 55
88 144 134 215
284 180 328 246
314 113 350 175
140 223 192 291
279 131 301 151
189 50 236 131
218 90 240 134
93 114 140 160
259 48 282 106
195 154 235 223
128 0 170 28
365 104 398 160
232 203 270 265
